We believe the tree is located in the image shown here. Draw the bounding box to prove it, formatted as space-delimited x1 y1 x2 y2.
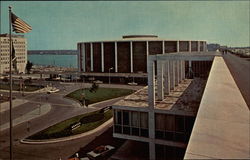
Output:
24 77 32 85
26 61 33 74
89 82 99 93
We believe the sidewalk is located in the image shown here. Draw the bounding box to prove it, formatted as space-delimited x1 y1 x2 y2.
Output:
0 103 51 131
20 118 113 144
0 99 28 113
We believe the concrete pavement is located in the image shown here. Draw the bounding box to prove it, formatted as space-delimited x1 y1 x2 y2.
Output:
0 103 51 131
0 82 138 160
223 53 250 108
0 99 28 113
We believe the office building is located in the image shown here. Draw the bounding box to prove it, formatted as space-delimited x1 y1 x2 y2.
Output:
0 34 27 74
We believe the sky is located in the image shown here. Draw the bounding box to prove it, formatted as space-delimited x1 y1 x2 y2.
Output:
0 1 249 50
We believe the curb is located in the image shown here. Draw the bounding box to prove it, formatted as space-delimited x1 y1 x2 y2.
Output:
64 95 125 109
20 118 113 144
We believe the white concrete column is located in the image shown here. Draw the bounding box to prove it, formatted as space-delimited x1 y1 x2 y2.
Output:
169 60 175 90
90 43 93 71
182 61 185 80
175 60 179 86
162 41 165 54
204 41 207 51
146 41 149 72
147 58 155 109
197 41 200 52
130 41 133 73
101 42 104 72
115 42 118 73
164 61 170 95
177 41 180 52
189 41 192 52
149 141 155 160
179 60 182 82
157 60 164 100
183 61 186 79
188 60 192 77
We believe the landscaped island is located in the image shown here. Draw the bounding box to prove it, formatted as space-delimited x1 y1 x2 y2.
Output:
27 87 134 140
66 87 134 105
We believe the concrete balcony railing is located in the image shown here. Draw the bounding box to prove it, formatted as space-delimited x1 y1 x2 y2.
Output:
184 56 250 159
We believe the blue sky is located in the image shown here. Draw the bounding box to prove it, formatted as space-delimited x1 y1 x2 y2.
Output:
1 1 249 50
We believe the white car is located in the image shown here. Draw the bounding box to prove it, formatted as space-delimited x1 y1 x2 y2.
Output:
128 82 138 86
47 88 60 94
87 145 115 159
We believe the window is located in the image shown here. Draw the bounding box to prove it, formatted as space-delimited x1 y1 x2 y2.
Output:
122 111 130 126
140 112 148 128
131 111 139 127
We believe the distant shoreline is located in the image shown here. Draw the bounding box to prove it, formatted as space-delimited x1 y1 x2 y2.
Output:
28 53 77 55
28 50 78 55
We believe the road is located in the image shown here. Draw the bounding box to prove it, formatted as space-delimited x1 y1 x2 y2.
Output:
0 82 142 160
223 53 250 108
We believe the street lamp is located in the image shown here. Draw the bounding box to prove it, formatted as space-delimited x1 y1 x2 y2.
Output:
109 67 113 84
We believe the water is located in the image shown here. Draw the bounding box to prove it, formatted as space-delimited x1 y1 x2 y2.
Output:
28 54 77 68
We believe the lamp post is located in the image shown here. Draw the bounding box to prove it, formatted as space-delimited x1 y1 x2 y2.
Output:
109 67 113 84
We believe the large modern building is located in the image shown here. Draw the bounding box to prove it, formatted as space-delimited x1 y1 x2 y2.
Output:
77 35 207 74
0 34 27 74
111 52 249 160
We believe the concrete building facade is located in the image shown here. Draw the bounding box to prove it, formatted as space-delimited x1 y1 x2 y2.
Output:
112 52 220 160
77 35 207 74
0 34 27 74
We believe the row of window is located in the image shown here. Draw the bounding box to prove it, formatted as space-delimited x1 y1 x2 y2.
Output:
1 56 26 60
1 60 26 64
114 110 149 137
1 49 26 52
114 110 148 128
1 45 26 48
1 40 25 44
1 52 26 56
113 110 196 143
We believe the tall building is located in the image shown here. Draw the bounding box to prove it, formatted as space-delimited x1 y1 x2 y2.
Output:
0 34 27 74
77 35 207 74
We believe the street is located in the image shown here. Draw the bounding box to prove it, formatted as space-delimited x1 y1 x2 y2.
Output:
0 81 142 160
223 53 250 108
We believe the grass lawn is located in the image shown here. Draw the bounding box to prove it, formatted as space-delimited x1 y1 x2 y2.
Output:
66 87 134 105
0 83 43 92
28 109 113 140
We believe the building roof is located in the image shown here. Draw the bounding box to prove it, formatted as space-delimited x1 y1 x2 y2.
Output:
113 78 206 116
78 35 207 44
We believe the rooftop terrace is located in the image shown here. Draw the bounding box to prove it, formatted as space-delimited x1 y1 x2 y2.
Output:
114 78 206 116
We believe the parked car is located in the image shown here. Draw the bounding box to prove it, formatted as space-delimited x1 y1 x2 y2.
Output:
87 145 115 160
128 82 138 86
47 87 60 94
94 80 103 84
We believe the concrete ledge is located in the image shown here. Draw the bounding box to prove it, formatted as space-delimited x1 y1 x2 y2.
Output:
20 118 113 144
184 57 250 159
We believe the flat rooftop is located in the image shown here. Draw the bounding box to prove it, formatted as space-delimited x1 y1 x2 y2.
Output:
114 78 207 116
184 57 250 159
